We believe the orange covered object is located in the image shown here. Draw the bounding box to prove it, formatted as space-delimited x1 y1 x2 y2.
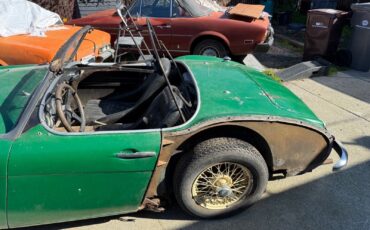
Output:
0 25 111 66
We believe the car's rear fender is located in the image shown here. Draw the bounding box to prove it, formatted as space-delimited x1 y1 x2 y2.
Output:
142 117 335 205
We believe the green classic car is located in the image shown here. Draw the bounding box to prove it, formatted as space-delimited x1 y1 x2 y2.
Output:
0 23 347 228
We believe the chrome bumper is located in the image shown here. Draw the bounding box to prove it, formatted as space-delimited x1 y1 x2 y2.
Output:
332 140 348 171
255 25 274 53
98 48 115 61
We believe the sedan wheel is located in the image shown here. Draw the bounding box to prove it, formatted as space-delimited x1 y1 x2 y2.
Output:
201 47 220 57
174 138 268 218
193 39 228 58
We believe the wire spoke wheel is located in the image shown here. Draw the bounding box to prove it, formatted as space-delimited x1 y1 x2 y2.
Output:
191 162 253 210
174 138 268 218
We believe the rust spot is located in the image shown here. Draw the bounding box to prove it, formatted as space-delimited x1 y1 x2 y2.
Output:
162 139 175 146
157 160 167 167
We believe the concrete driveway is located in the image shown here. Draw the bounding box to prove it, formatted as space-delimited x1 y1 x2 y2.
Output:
27 70 370 230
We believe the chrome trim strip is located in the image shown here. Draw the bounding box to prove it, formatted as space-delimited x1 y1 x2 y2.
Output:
167 49 189 53
332 140 348 171
172 34 193 37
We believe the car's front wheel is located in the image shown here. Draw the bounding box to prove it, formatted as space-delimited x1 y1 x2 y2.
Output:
174 138 268 218
193 39 228 58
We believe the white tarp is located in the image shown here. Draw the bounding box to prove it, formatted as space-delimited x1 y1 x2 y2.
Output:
196 0 226 12
0 0 63 37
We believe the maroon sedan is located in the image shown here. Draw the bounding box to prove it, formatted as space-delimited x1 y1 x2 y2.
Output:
69 0 274 59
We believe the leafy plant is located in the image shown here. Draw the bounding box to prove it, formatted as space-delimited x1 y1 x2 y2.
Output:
263 69 282 82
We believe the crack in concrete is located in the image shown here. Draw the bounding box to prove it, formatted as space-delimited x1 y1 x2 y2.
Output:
290 82 370 123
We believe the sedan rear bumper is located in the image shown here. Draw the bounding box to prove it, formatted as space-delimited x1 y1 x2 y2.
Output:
255 25 274 53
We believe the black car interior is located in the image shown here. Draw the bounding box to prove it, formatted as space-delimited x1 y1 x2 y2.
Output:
42 59 198 133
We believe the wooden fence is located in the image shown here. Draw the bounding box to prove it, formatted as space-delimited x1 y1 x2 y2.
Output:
30 0 135 19
30 0 77 19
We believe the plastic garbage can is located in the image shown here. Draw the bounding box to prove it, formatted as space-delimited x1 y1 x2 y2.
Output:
304 9 348 61
350 3 370 71
311 0 337 9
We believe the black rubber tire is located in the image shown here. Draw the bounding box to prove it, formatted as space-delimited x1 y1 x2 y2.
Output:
193 39 228 58
173 137 268 219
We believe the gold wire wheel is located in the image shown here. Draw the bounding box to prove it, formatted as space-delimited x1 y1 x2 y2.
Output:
191 162 253 210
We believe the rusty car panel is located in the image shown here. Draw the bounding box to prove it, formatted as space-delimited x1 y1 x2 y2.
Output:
144 116 333 199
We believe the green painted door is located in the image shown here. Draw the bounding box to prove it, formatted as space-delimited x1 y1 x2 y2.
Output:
0 139 12 229
7 125 161 228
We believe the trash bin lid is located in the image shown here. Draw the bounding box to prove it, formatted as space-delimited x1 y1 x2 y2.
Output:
352 3 370 12
308 9 347 17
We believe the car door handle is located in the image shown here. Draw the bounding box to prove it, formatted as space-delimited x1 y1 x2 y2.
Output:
115 152 156 159
157 24 171 29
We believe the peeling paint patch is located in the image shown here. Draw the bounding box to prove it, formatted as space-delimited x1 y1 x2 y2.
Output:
232 96 244 105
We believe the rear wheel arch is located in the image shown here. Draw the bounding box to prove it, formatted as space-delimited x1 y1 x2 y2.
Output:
179 125 273 170
163 125 273 196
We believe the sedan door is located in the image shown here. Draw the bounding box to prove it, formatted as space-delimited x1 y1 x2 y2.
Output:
166 0 196 55
130 0 174 50
7 126 161 228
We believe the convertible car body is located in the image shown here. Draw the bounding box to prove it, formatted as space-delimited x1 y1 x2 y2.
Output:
0 25 113 66
68 0 274 58
0 23 346 228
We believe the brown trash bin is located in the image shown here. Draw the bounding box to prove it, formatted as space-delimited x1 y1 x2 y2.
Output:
303 9 348 61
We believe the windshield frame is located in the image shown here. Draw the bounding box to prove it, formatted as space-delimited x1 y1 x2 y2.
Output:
50 26 93 73
177 0 214 17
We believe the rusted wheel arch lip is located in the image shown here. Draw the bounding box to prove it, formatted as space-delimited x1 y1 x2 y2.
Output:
165 115 333 140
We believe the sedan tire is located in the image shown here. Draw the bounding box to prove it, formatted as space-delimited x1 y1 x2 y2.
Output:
174 137 268 218
193 39 228 58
